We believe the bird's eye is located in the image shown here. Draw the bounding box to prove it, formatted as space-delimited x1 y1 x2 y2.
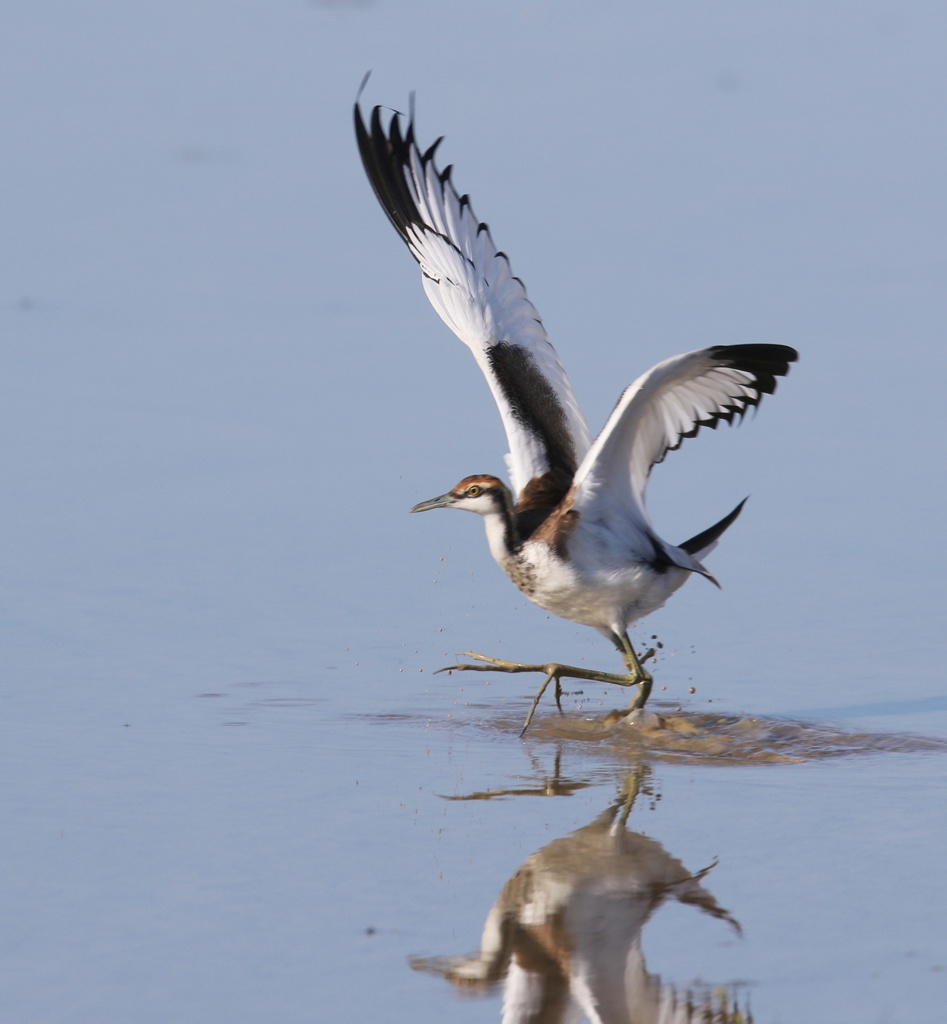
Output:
466 485 482 497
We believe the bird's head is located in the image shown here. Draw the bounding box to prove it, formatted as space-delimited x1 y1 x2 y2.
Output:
410 474 511 517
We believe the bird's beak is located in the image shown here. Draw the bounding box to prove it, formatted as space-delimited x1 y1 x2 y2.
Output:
410 492 456 514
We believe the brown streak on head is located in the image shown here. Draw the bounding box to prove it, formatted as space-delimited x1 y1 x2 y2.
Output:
452 473 506 495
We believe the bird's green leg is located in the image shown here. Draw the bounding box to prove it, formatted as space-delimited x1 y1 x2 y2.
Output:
436 652 640 687
435 641 655 732
521 670 558 736
613 631 653 711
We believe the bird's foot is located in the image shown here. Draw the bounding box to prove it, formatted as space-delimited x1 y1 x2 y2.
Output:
436 651 652 735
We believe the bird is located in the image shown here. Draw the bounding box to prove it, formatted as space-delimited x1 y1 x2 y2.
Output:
355 90 797 732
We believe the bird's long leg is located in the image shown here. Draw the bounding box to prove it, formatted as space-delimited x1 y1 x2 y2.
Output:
436 652 641 686
435 643 654 732
520 670 558 736
612 631 653 711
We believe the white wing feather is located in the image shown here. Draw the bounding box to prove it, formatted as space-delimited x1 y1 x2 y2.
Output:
357 104 591 496
572 346 789 535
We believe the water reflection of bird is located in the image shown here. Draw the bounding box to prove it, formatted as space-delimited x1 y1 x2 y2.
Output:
411 771 744 1023
356 91 797 731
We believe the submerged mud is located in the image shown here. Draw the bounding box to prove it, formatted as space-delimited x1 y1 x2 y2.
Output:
419 700 947 765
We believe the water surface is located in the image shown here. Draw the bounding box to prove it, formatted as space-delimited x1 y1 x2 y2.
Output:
2 2 946 1022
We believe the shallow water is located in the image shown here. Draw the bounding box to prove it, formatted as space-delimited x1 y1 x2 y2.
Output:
443 700 947 763
3 2 947 1022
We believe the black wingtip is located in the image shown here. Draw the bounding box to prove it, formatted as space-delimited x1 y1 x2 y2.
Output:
423 136 444 162
356 70 372 105
710 344 799 394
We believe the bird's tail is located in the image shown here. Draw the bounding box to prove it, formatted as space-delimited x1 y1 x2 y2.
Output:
678 497 748 564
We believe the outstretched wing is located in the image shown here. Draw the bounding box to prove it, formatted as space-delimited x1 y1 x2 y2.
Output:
571 344 797 556
355 100 591 497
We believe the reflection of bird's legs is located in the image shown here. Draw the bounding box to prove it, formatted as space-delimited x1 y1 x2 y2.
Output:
437 633 655 734
616 764 649 829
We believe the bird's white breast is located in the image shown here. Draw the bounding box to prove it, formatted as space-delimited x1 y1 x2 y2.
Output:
499 537 689 634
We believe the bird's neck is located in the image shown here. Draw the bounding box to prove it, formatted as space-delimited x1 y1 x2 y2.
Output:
481 491 520 564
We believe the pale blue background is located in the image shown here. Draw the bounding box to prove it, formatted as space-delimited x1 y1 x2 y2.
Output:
2 2 945 1022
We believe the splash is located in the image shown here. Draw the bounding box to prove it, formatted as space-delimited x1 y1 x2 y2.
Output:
440 701 947 764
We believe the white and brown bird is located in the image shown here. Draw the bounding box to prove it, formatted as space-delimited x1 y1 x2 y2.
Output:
355 93 797 731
